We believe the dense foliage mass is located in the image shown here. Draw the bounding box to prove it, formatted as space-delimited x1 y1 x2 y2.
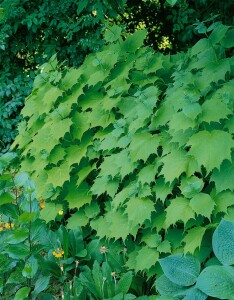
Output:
0 0 126 153
9 24 234 298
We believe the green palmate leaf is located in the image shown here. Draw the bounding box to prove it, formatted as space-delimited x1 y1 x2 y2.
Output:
91 176 119 198
65 182 92 209
39 202 63 223
128 133 159 162
187 130 234 174
221 28 234 48
160 149 197 183
189 193 215 219
212 219 234 265
155 274 187 297
153 177 173 203
182 226 207 254
141 230 161 248
104 25 122 43
210 158 234 192
121 29 147 53
157 240 171 254
135 246 159 272
196 265 234 299
125 197 155 226
46 161 70 188
159 254 200 286
106 209 138 240
213 191 234 215
165 197 195 228
137 162 158 184
67 211 89 229
166 0 178 6
199 96 232 124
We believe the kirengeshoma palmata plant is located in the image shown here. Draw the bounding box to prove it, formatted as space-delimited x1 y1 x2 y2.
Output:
12 23 234 291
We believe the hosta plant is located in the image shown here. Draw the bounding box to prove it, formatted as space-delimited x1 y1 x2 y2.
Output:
155 219 234 299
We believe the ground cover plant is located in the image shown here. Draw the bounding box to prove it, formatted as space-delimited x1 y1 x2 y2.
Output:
7 21 234 299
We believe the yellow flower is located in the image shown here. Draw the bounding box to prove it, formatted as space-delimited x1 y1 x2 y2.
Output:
0 226 4 231
39 200 45 209
58 210 64 215
5 223 14 230
52 248 64 259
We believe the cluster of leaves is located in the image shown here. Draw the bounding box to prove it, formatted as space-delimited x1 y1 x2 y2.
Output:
0 0 126 153
156 219 234 299
12 23 234 295
0 153 140 299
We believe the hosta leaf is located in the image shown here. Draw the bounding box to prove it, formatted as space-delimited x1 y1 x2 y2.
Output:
0 191 15 205
135 246 159 272
196 265 234 299
187 130 234 174
212 219 234 265
128 133 159 162
14 287 31 300
182 226 207 254
155 274 187 297
165 197 195 228
183 287 207 300
125 197 154 226
159 254 200 286
189 193 215 219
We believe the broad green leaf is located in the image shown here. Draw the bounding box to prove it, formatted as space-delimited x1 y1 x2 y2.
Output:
211 158 234 192
4 244 30 259
128 133 159 162
121 29 147 53
153 177 173 203
159 254 200 286
187 130 234 173
117 271 132 294
196 265 234 299
221 28 234 48
22 256 38 278
165 197 195 228
212 219 234 265
14 287 31 300
183 103 202 120
141 230 161 248
182 226 207 254
137 162 158 184
46 161 70 188
135 246 159 272
91 176 119 198
104 25 122 43
209 24 230 44
199 96 232 124
155 275 187 297
183 287 207 300
160 149 197 183
33 275 50 295
4 228 29 244
189 193 215 219
180 176 204 198
40 202 63 223
213 191 234 215
66 210 89 229
125 197 154 226
0 191 15 205
157 240 171 254
65 182 92 209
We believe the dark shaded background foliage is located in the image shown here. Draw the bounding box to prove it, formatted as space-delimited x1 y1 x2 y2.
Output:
0 0 233 153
